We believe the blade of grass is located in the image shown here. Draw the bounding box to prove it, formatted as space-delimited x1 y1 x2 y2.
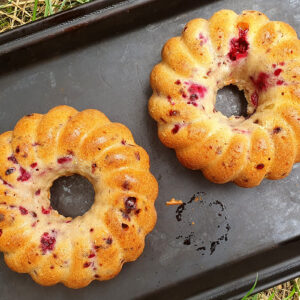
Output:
48 0 53 14
32 0 38 20
293 279 300 294
44 0 49 17
58 0 66 11
267 291 275 300
76 0 89 3
283 286 295 300
241 274 259 300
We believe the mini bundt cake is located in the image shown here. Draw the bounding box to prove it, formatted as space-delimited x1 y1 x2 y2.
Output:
0 105 158 288
149 9 300 187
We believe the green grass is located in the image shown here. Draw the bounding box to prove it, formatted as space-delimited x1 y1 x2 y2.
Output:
243 275 300 300
242 274 258 300
0 0 91 32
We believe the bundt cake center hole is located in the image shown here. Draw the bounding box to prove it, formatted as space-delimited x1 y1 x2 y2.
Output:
215 85 248 117
50 174 95 218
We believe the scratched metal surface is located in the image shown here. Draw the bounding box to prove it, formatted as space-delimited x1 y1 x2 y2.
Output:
0 0 300 299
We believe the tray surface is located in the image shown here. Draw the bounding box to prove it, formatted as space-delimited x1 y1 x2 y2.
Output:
0 0 300 299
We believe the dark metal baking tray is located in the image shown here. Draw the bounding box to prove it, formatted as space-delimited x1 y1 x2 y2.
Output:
0 0 300 299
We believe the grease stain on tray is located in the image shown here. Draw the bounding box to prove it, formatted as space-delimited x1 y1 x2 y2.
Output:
173 192 231 255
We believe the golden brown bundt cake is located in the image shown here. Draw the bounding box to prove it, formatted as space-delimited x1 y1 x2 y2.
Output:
149 9 300 187
0 105 158 288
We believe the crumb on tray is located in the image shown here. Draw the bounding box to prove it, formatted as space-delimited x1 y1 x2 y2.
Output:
166 198 183 205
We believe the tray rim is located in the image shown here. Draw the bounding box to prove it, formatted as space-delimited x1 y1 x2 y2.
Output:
0 0 123 45
0 0 162 55
1 0 300 299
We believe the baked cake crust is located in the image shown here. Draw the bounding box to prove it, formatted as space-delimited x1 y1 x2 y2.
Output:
149 9 300 187
0 105 158 288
